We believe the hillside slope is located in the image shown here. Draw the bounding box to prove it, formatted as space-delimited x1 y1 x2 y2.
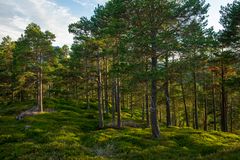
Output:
0 99 240 160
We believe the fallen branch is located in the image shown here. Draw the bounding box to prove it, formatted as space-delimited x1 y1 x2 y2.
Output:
16 106 39 120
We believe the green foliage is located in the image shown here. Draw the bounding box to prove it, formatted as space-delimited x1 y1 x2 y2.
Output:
0 36 15 102
220 0 240 45
1 0 240 159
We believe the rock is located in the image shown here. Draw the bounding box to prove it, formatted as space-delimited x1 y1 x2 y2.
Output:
25 125 31 130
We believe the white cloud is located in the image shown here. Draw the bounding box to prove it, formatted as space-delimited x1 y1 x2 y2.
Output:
73 0 87 6
73 0 108 7
0 0 230 46
0 0 78 46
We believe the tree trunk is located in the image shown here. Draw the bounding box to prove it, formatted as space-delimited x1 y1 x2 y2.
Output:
97 52 104 129
164 54 171 127
37 72 39 107
130 93 133 118
101 58 105 113
102 78 105 113
111 79 115 127
221 62 227 132
146 82 150 127
40 59 43 112
192 107 195 129
38 52 43 113
116 78 121 128
172 87 177 126
148 0 160 137
165 81 171 127
212 73 216 130
150 30 160 138
159 106 162 123
230 98 233 133
203 76 208 131
142 96 145 121
204 94 208 131
180 75 189 127
104 59 109 114
85 58 90 109
193 70 198 129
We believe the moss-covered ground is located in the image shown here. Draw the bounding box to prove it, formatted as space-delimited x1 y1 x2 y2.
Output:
0 99 240 160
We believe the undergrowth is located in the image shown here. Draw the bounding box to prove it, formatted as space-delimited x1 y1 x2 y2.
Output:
0 98 240 160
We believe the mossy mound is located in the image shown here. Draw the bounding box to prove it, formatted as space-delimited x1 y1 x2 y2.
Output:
0 99 240 160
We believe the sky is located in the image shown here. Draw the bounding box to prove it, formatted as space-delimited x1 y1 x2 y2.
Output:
0 0 234 46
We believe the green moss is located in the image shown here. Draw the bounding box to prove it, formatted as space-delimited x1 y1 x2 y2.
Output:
0 99 240 159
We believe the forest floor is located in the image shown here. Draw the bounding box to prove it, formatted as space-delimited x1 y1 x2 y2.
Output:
1 99 240 160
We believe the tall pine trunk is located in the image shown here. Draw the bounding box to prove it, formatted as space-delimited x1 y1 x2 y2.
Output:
116 78 121 128
172 86 177 126
150 30 160 138
230 98 233 132
164 54 171 127
204 93 208 131
204 76 208 131
212 73 216 130
85 58 90 109
180 75 189 127
146 82 150 127
111 79 115 127
130 93 133 118
40 65 43 112
193 70 198 129
104 59 109 114
148 0 160 138
101 77 105 113
150 66 160 137
97 51 104 129
37 52 43 112
221 62 227 132
142 95 145 121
